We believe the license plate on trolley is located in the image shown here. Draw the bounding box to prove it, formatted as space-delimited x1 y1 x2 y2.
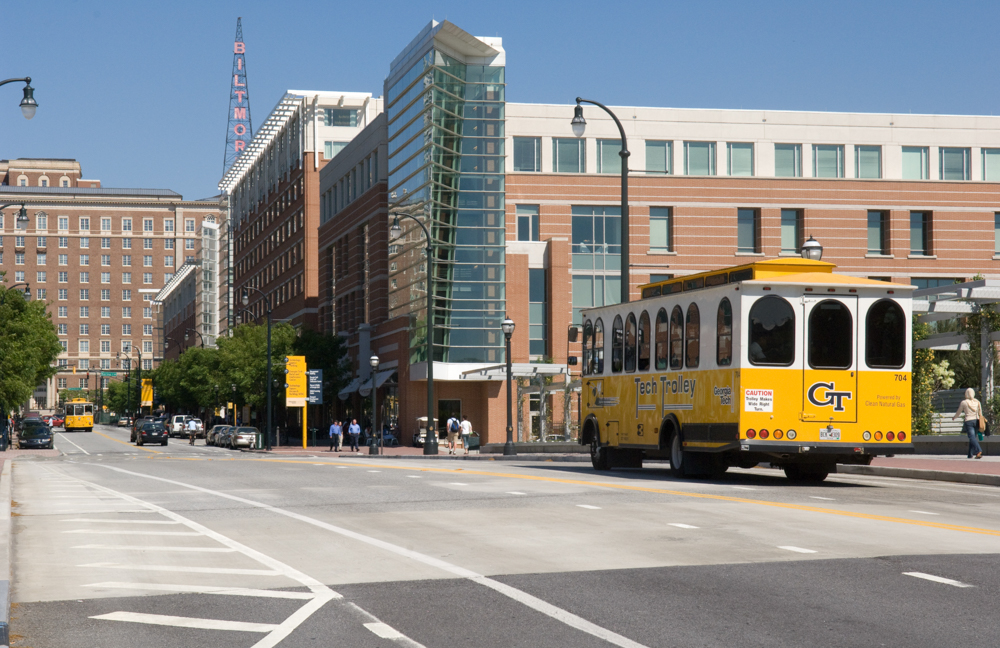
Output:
819 428 841 441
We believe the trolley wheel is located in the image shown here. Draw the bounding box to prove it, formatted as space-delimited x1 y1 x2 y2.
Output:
590 432 610 471
783 464 831 482
669 432 687 478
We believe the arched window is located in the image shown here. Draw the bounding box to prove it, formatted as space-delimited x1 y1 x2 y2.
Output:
669 306 684 370
685 304 700 368
866 299 905 369
717 298 733 366
582 319 593 375
612 315 624 373
593 318 605 374
809 300 853 369
625 313 637 372
655 308 669 370
748 295 795 366
638 311 650 372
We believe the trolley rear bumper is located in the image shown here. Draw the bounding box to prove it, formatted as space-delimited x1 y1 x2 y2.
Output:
738 441 914 456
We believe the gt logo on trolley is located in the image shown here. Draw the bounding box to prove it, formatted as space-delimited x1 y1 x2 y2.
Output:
807 382 853 412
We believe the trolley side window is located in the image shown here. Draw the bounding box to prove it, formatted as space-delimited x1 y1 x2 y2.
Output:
809 299 853 369
717 297 733 366
685 304 700 368
655 308 669 370
85 404 93 415
583 320 593 375
748 295 795 366
594 318 605 374
625 313 637 372
669 306 684 370
612 315 624 373
866 299 906 369
638 311 651 372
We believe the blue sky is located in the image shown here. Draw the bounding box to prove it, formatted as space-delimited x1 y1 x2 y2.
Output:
2 0 999 200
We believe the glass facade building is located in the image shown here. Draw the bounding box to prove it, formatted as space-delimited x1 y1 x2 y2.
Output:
386 24 507 364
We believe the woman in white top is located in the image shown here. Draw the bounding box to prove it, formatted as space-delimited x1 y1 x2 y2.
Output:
953 388 984 459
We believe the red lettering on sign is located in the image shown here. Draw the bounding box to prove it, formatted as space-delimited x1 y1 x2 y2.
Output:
234 42 245 54
234 75 245 87
234 107 247 119
235 91 246 103
235 141 246 152
237 57 243 71
234 124 247 136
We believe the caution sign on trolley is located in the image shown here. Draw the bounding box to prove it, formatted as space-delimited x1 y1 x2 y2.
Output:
285 355 307 407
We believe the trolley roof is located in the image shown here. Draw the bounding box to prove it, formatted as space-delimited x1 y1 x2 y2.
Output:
638 258 914 300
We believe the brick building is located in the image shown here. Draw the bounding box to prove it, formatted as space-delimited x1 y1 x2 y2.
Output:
0 158 219 412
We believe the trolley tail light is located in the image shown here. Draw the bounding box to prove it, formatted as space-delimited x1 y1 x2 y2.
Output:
759 429 769 439
898 431 907 441
874 431 883 441
886 431 895 441
773 429 784 440
786 429 797 440
746 429 756 439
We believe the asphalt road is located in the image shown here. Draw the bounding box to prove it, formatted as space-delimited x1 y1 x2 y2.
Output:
9 424 1000 647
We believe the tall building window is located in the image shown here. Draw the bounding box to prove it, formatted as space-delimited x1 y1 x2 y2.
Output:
572 274 620 324
984 149 1000 182
529 268 547 357
727 143 754 176
324 108 357 127
995 213 1000 254
902 146 929 180
324 141 348 159
737 208 760 253
780 209 802 254
517 205 539 242
855 145 882 179
572 206 621 271
684 141 716 175
649 207 673 252
813 145 844 178
553 138 586 173
645 141 671 174
910 211 932 256
122 218 132 232
868 210 889 255
100 217 111 231
512 137 541 172
597 139 622 174
58 216 68 231
36 213 47 230
940 147 970 180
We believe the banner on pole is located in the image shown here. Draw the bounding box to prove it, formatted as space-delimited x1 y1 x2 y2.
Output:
307 369 323 405
141 379 153 407
285 355 307 407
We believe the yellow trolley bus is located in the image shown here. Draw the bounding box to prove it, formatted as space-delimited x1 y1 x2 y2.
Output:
64 399 95 432
579 258 914 482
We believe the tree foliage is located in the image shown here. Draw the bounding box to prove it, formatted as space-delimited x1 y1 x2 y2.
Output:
912 314 935 435
0 281 62 413
292 328 351 406
217 322 297 409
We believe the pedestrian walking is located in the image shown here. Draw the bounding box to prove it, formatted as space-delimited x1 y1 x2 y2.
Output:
348 418 361 452
460 415 473 455
953 387 985 459
329 420 342 452
446 414 461 455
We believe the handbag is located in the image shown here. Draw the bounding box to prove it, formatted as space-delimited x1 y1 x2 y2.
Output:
978 403 988 433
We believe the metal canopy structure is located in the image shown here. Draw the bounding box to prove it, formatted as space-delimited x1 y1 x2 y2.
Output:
219 92 303 194
459 363 568 381
912 279 1000 396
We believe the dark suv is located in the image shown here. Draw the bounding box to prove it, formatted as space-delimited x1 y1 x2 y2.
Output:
132 421 167 446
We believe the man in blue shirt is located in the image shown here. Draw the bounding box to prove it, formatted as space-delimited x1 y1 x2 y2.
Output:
348 418 361 452
328 419 342 452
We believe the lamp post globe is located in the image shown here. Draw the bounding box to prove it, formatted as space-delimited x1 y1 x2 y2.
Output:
570 102 586 137
801 236 823 261
19 80 37 120
389 217 402 240
501 318 515 338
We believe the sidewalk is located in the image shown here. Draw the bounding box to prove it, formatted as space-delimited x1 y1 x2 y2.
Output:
839 454 1000 486
255 444 590 461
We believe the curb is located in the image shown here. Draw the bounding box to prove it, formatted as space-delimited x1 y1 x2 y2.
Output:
252 450 591 462
837 464 1000 487
0 461 11 647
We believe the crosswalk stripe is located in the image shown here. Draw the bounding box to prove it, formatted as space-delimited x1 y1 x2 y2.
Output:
84 582 316 599
90 611 278 633
61 518 180 524
63 530 201 536
79 562 281 576
72 545 236 553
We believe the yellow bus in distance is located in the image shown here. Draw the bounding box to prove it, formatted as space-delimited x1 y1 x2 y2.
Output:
64 399 94 432
578 258 914 482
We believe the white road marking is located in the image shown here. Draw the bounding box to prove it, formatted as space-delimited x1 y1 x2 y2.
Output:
809 496 835 501
89 611 278 633
85 581 315 599
96 464 650 648
506 491 526 495
367 470 381 473
365 622 404 639
669 523 699 529
407 476 422 478
449 482 469 486
778 546 817 554
73 545 237 553
79 562 282 576
733 486 756 491
576 505 601 510
63 530 201 536
909 510 939 515
61 518 180 524
904 571 973 588
57 433 90 455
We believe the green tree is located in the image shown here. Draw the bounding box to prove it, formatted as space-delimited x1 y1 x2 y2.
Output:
0 282 62 415
217 322 296 410
292 329 351 406
912 314 935 435
105 378 138 414
151 348 222 413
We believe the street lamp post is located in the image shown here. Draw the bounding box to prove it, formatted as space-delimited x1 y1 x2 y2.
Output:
241 287 272 451
390 210 439 455
231 384 237 425
0 282 31 305
0 78 37 119
184 328 205 348
501 318 516 456
369 355 380 455
132 347 143 417
571 98 630 303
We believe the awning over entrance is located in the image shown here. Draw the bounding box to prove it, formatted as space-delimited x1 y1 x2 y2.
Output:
459 363 568 380
338 378 361 400
358 370 396 397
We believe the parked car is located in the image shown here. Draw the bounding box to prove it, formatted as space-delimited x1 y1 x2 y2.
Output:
117 416 132 428
169 415 188 437
51 416 65 428
206 425 230 446
215 426 235 448
189 418 206 439
231 426 260 449
132 421 167 446
17 422 54 449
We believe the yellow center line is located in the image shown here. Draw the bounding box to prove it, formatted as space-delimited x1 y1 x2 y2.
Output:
137 454 1000 538
93 430 161 454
